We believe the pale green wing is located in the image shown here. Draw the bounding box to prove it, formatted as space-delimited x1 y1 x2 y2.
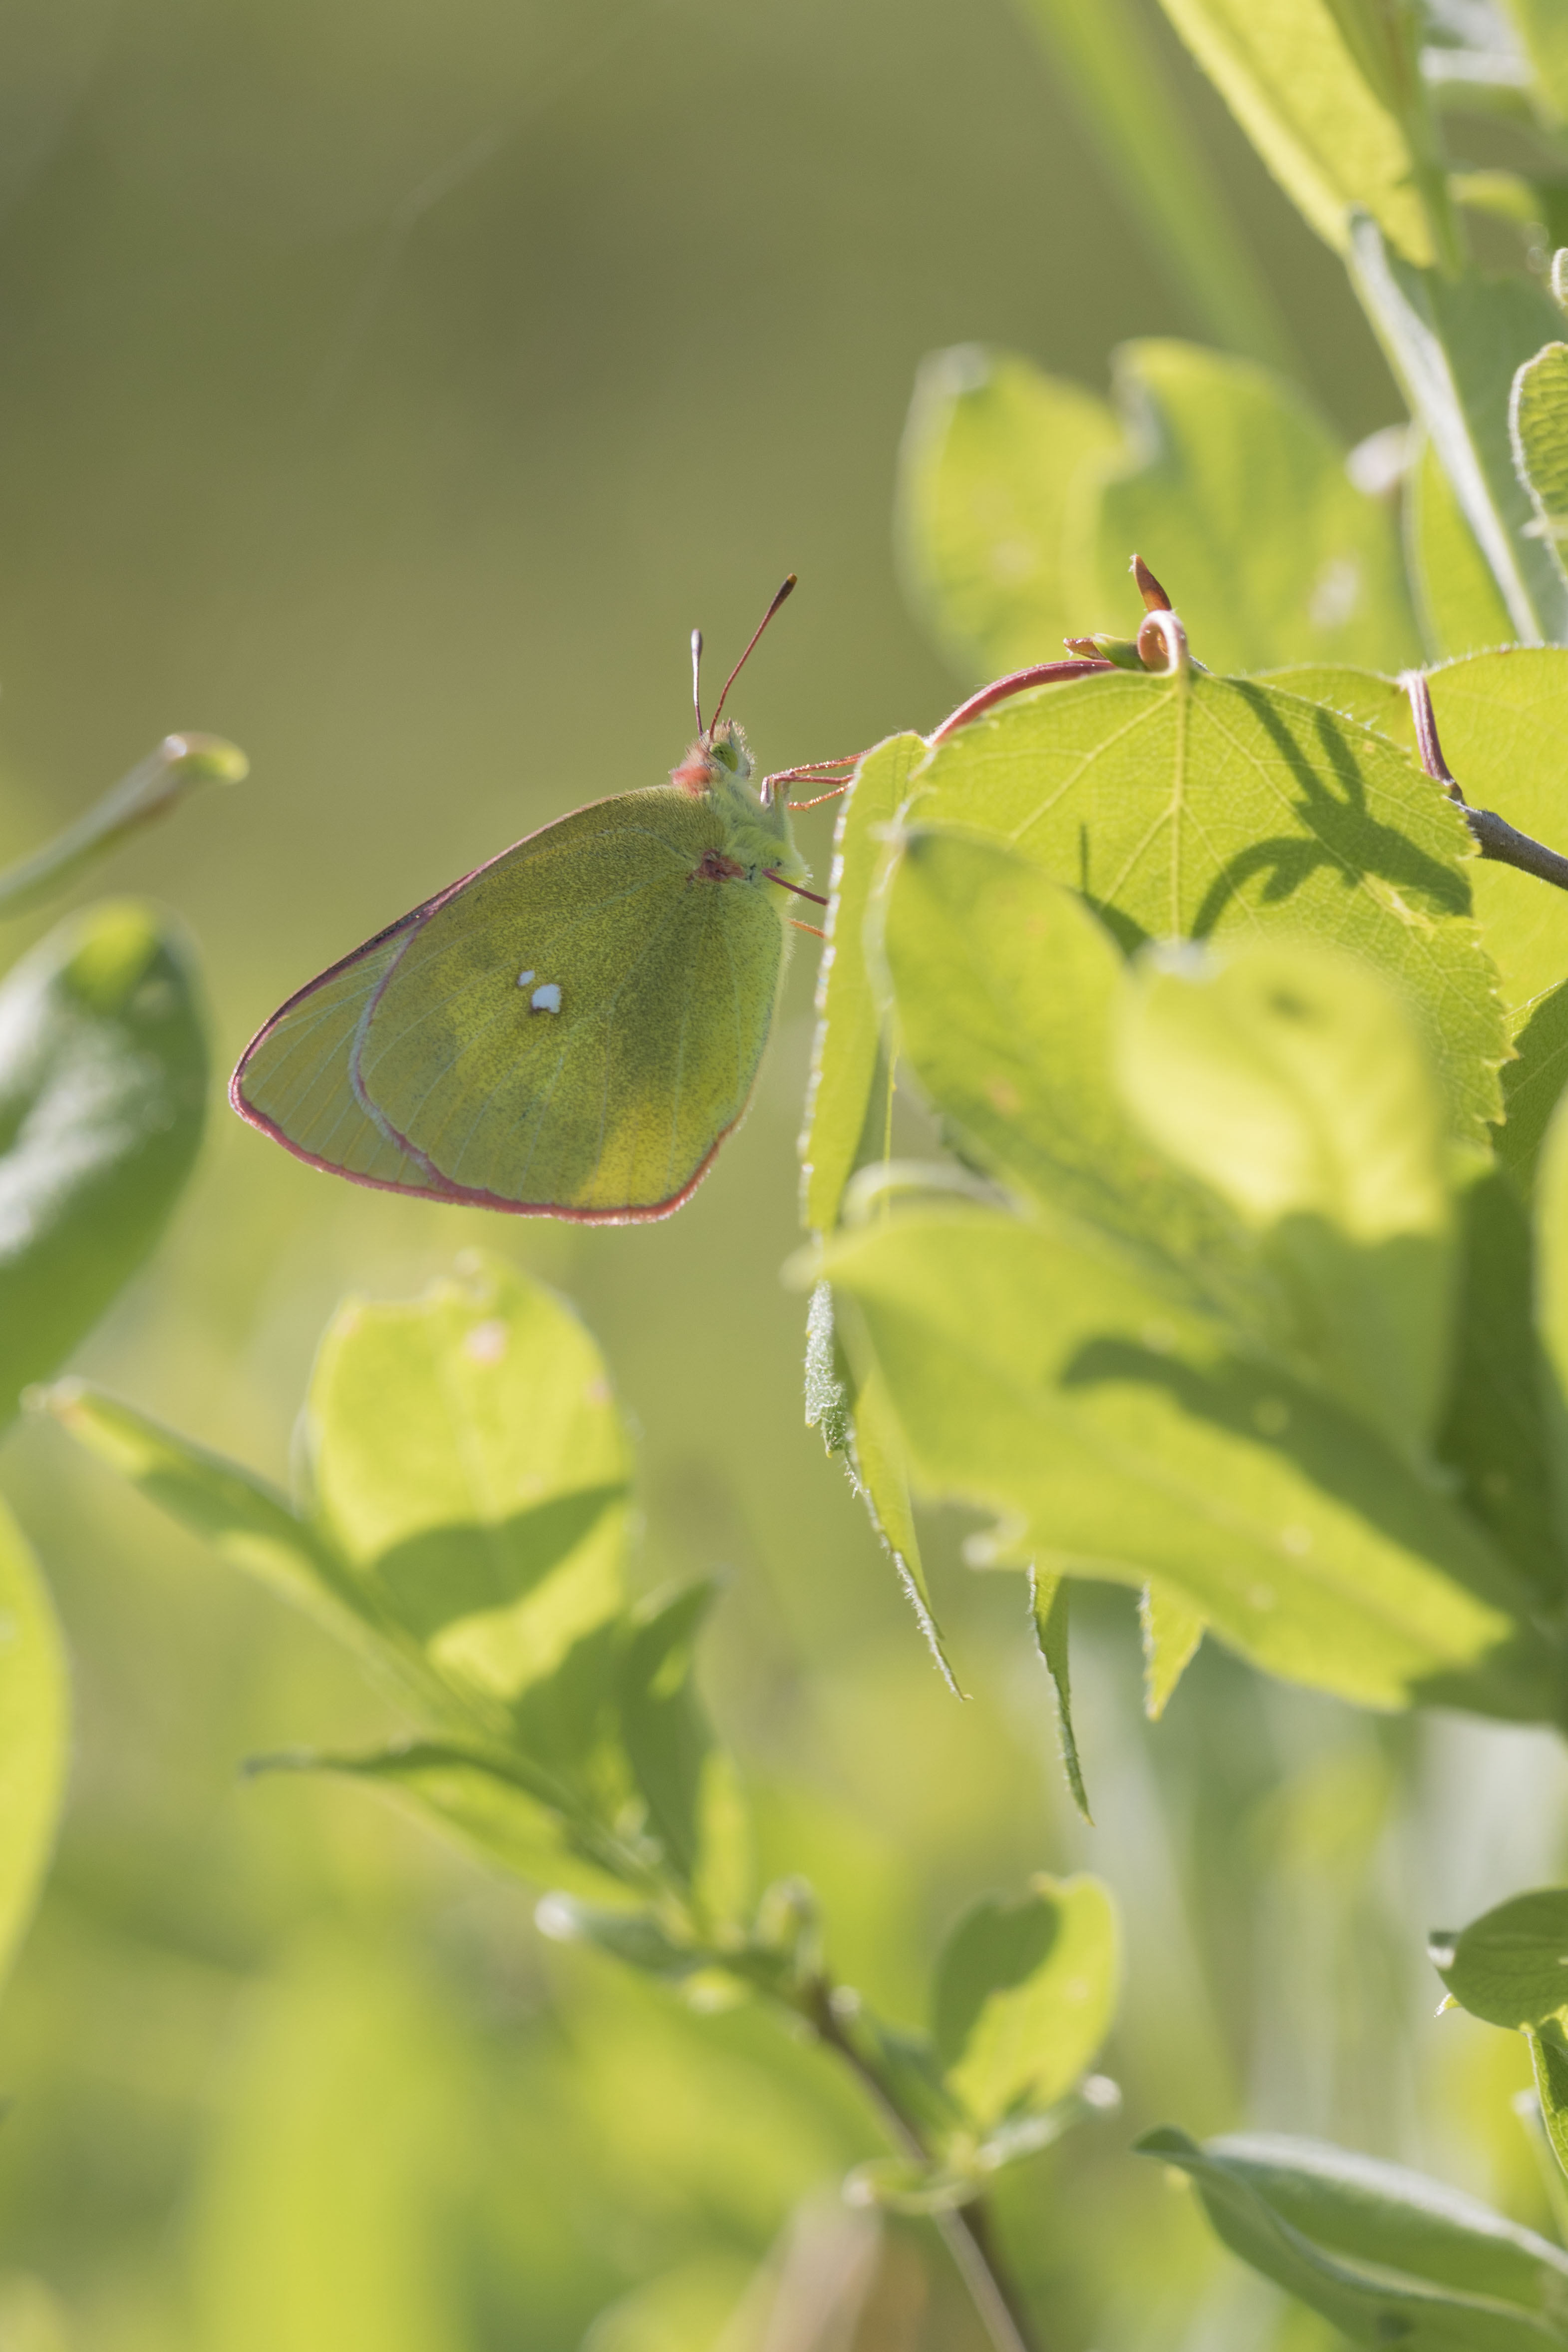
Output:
358 789 785 1216
231 916 446 1195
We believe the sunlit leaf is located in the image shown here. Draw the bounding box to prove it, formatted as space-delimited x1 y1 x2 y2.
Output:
0 901 207 1423
305 1254 631 1754
1407 434 1519 662
811 1203 1549 1718
1349 218 1568 647
1512 343 1568 611
1503 1 1568 123
1092 341 1417 674
908 667 1505 1144
617 1581 751 1925
799 732 925 1233
1141 1581 1206 1718
1118 939 1455 1460
1502 985 1568 1191
0 734 246 920
932 1873 1118 2129
897 350 1117 682
1154 0 1444 262
39 1379 365 1645
1142 2127 1568 2347
0 1496 67 1996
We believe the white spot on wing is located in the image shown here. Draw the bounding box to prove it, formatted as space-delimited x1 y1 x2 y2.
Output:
530 982 562 1014
516 968 536 988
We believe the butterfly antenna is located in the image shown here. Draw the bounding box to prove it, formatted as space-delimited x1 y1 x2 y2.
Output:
708 573 797 733
690 628 705 736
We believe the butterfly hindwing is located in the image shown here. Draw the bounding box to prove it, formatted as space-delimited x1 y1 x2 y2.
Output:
233 788 788 1218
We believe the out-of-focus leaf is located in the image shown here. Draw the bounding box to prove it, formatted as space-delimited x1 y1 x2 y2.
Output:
897 351 1117 682
189 1933 469 2352
617 1581 750 1924
0 1497 66 1996
1349 218 1568 646
1501 983 1568 1190
1420 648 1568 1026
1154 0 1446 262
799 732 925 1232
909 668 1505 1144
580 2258 755 2352
39 1379 365 1643
1141 1581 1206 1718
1141 2127 1568 2346
0 901 207 1423
1030 1571 1091 1823
1504 0 1568 120
259 1739 642 1900
1009 0 1296 370
1437 1171 1566 1603
1092 341 1418 673
305 1254 630 1753
1408 433 1520 660
1535 1088 1568 1545
536 1893 704 1980
932 1874 1118 2129
0 733 246 919
809 1204 1550 1718
1119 940 1455 1460
1513 343 1568 601
1432 1888 1568 2029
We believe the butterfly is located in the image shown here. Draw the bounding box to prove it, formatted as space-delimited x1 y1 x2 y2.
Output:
230 577 846 1223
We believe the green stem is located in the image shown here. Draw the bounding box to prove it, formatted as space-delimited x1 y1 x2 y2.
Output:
799 1977 1041 2352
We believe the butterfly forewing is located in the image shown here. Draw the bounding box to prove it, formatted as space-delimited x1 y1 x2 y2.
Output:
234 787 788 1219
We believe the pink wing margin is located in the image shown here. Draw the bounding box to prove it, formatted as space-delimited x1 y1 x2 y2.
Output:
229 830 741 1225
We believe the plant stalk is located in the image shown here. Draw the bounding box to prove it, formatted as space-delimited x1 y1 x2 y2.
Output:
799 1977 1042 2352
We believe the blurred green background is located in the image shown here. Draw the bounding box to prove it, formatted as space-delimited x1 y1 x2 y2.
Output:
1 0 1565 2345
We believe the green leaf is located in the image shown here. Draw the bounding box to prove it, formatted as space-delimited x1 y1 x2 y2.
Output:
1513 343 1568 597
1118 938 1455 1460
38 1379 365 1643
0 734 246 919
1141 2127 1568 2346
1408 433 1520 661
1092 341 1418 674
810 1203 1551 1719
617 1581 750 1922
909 667 1506 1145
799 732 926 1232
1348 217 1568 647
897 350 1118 683
1420 649 1568 1027
0 901 208 1424
259 1739 642 1900
304 1254 631 1752
1154 0 1447 263
1527 2022 1568 2186
1029 1571 1091 1823
535 1892 706 1979
1501 983 1568 1191
842 1338 961 1698
932 1873 1118 2130
1141 1581 1206 1718
0 1496 67 1996
1436 1170 1567 1605
1008 0 1297 369
1503 1 1568 123
1432 1888 1568 2029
